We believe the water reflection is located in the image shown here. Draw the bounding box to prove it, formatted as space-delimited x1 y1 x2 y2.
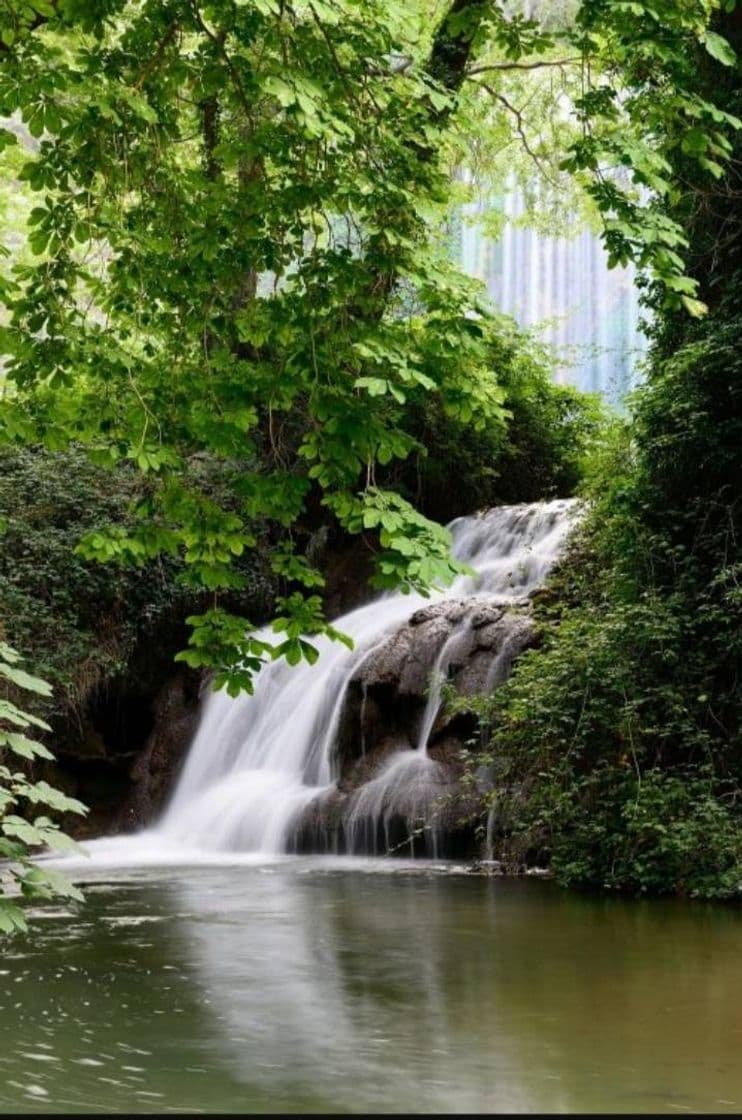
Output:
1 864 740 1113
172 870 542 1112
169 866 741 1114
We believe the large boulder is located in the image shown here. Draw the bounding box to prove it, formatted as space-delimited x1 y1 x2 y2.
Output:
333 596 537 777
293 595 539 855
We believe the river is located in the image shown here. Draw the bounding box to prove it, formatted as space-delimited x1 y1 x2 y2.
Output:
1 859 740 1114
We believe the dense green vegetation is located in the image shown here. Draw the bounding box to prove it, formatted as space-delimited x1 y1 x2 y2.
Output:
1 0 731 686
393 319 604 522
466 12 742 899
0 320 597 714
0 445 276 715
1 0 741 913
467 349 742 896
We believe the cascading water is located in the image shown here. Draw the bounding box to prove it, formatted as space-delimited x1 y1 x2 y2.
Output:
456 186 647 402
147 498 581 859
416 621 472 756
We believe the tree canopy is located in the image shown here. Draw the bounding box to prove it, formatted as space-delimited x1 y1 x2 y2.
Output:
0 0 738 691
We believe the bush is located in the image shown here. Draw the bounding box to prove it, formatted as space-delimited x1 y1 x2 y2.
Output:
466 316 742 899
545 768 742 899
0 445 276 723
384 317 604 523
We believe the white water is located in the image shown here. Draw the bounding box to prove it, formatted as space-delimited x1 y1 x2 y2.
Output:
457 187 647 402
140 498 580 858
62 500 579 870
416 620 472 756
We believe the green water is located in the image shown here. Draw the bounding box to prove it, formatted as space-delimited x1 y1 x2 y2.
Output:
1 859 740 1113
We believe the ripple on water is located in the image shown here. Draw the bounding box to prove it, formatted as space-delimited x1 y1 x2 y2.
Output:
1 866 741 1114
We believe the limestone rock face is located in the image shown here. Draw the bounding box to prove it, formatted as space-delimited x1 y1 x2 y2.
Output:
333 596 537 776
353 598 533 694
293 595 539 854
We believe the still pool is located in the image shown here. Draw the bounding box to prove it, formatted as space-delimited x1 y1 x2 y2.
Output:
1 858 740 1113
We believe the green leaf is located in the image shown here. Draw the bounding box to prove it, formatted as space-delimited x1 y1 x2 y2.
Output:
0 700 51 731
299 639 319 665
0 642 22 664
0 663 53 696
703 31 737 67
680 295 708 318
0 900 27 935
18 866 85 902
38 828 81 855
22 781 87 815
2 817 44 846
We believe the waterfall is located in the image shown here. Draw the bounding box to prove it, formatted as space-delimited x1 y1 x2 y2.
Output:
416 620 472 756
456 187 647 402
147 498 580 858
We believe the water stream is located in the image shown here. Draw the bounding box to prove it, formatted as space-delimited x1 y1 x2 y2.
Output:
139 498 581 858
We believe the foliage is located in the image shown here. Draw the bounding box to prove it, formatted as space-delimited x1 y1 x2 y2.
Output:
0 0 507 688
481 322 604 504
0 0 736 693
466 312 742 899
385 315 605 521
558 0 740 316
0 640 86 934
449 4 742 902
541 768 742 899
0 2 738 906
439 0 741 313
0 445 275 717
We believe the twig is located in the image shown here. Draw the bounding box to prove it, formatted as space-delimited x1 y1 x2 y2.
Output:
475 81 559 187
467 57 581 77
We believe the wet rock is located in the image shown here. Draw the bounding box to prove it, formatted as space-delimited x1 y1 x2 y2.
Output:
465 859 505 876
314 590 544 858
291 745 483 858
354 600 476 697
409 600 471 627
457 613 536 694
336 598 536 775
351 598 535 703
112 671 202 833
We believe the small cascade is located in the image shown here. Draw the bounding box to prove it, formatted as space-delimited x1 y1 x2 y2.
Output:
416 620 472 756
151 499 581 858
344 751 447 858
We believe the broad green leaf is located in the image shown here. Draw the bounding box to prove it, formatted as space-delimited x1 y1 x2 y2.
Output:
703 31 737 67
0 733 54 761
0 900 27 935
0 663 53 696
0 700 51 731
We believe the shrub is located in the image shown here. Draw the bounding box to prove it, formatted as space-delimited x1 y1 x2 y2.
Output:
466 316 742 899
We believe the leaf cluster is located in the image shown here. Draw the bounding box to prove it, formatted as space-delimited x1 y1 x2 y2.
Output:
0 640 86 935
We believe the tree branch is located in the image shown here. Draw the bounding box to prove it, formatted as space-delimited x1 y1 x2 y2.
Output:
427 0 488 100
356 0 492 310
467 57 581 76
476 80 559 187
